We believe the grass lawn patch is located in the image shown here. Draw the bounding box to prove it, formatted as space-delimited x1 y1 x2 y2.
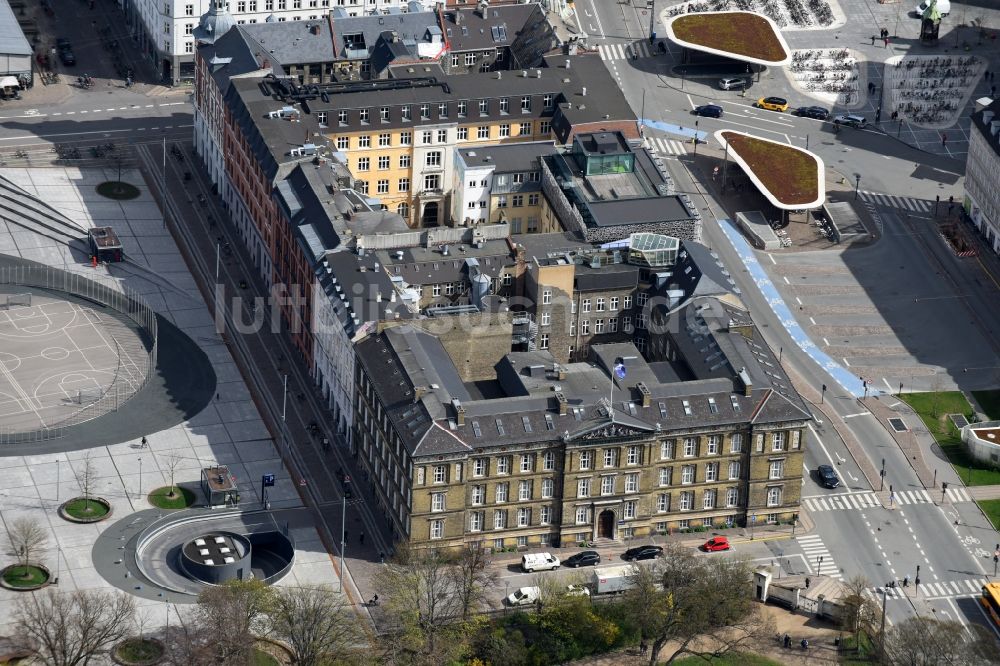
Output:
147 486 196 510
113 638 164 666
720 132 820 206
670 12 788 63
96 181 140 200
979 499 1000 531
901 392 1000 486
63 497 110 520
1 565 49 588
673 653 782 666
972 389 1000 421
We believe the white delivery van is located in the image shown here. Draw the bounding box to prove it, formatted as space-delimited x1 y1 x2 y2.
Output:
915 0 950 17
521 552 561 572
592 564 637 594
506 586 541 606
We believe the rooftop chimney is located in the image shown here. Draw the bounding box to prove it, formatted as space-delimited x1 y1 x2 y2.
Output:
555 391 568 416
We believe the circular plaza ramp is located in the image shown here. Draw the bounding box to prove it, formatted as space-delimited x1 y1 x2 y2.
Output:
0 265 157 443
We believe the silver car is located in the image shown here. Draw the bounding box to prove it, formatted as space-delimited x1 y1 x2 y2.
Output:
833 114 867 128
719 77 749 91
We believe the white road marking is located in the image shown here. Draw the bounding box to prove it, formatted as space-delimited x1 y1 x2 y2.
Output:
843 412 871 419
843 357 851 367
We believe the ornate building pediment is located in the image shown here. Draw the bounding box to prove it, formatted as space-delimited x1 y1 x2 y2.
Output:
565 419 655 443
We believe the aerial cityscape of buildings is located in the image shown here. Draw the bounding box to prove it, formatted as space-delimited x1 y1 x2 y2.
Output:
0 0 998 661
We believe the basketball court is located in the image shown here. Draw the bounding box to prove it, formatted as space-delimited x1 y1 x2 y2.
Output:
0 290 149 433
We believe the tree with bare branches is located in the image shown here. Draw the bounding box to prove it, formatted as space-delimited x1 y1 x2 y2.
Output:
885 616 1000 665
840 575 878 656
271 585 364 666
76 454 98 513
13 589 135 666
6 516 48 577
196 579 276 665
373 542 470 664
452 543 496 620
626 542 772 666
163 452 183 499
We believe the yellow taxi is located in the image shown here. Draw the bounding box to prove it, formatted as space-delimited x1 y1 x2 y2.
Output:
756 96 789 112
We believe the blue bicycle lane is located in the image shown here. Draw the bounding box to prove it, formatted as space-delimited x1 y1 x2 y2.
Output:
717 218 866 399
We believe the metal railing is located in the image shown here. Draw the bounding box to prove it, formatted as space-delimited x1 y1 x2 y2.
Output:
0 265 158 443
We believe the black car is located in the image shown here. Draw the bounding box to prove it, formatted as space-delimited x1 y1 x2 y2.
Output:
565 550 602 568
693 104 724 119
56 38 72 51
794 106 830 120
623 545 663 561
817 464 840 489
59 49 76 66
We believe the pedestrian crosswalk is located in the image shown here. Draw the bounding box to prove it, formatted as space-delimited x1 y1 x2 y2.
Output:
860 190 934 214
802 487 972 513
645 136 688 158
873 577 985 600
597 40 656 61
796 534 841 579
803 492 880 513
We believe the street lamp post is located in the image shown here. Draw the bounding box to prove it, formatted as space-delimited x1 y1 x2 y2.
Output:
138 457 142 500
854 174 862 200
817 555 824 574
338 497 347 593
821 383 827 404
880 458 886 492
55 459 60 503
282 374 289 422
750 512 757 539
914 564 921 596
879 585 888 662
693 120 699 156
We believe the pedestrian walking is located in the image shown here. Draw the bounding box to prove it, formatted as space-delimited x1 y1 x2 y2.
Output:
140 436 148 448
360 532 365 545
942 132 947 147
871 34 876 46
640 641 648 656
903 575 909 587
379 551 385 564
344 530 349 542
884 36 890 48
992 85 997 96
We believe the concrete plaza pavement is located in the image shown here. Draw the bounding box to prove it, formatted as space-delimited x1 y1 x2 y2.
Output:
0 167 341 637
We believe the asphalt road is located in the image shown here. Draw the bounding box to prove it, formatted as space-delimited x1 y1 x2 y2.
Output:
580 0 1000 634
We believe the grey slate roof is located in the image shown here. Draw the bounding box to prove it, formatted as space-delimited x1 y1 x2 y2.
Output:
972 98 1000 159
375 239 513 286
331 10 441 60
239 20 337 65
0 0 30 56
457 141 558 173
441 4 541 52
359 314 811 459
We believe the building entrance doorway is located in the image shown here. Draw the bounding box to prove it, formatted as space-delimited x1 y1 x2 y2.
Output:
421 201 439 227
598 509 615 539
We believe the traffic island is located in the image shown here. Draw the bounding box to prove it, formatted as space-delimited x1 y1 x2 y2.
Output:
112 638 165 666
96 181 141 200
0 563 51 591
59 496 113 523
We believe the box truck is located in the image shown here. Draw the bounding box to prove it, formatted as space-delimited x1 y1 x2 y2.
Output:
592 565 637 594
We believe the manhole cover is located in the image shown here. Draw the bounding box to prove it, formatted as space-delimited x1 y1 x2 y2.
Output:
949 414 969 429
888 418 908 432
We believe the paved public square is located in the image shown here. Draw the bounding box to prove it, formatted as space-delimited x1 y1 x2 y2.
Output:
0 168 340 636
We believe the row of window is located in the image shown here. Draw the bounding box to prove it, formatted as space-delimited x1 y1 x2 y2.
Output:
339 96 554 127
426 485 788 540
333 121 551 149
353 175 438 195
491 193 540 208
449 49 504 69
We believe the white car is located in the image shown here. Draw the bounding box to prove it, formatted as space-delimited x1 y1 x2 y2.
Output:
521 552 560 572
566 584 591 597
506 586 540 606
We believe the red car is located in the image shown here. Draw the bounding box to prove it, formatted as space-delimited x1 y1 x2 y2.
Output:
702 537 730 552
